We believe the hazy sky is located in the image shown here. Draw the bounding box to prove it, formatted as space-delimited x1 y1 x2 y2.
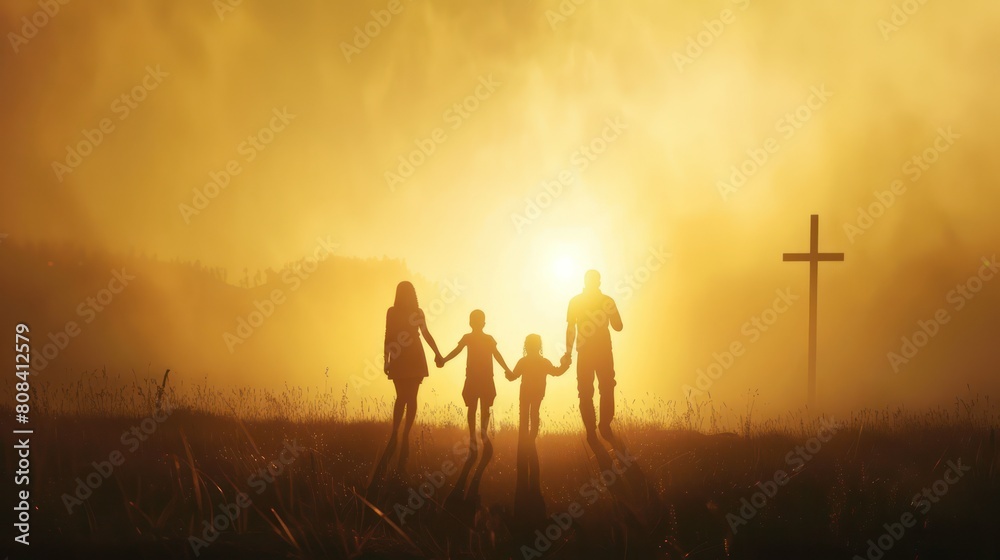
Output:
3 0 998 419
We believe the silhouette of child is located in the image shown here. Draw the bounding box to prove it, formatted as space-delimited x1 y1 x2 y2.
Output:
507 334 571 439
507 334 570 521
438 309 512 449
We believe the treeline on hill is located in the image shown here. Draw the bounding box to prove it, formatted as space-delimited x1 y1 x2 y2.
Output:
0 240 438 393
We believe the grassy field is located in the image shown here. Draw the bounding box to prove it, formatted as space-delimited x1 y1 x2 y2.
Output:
4 372 999 559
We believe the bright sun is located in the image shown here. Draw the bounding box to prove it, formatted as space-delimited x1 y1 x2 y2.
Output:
510 227 604 324
542 241 587 296
552 254 578 283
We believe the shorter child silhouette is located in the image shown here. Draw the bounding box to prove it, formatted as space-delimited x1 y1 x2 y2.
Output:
438 309 512 449
508 334 569 522
507 334 571 439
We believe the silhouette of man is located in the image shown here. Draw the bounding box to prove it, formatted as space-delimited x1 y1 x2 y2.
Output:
564 270 623 442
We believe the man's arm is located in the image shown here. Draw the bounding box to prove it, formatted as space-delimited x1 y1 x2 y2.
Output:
609 298 623 332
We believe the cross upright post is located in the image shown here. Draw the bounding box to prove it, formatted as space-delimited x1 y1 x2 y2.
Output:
783 214 844 408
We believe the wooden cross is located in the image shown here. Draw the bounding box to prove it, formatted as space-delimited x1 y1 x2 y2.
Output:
783 214 844 408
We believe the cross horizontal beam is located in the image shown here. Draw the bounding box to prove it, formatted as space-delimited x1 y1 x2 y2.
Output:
783 253 845 262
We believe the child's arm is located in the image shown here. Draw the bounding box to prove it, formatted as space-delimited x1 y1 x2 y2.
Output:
552 354 572 376
439 336 466 367
492 346 513 377
507 360 523 381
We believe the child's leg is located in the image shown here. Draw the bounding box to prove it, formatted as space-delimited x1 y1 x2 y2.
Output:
480 400 491 441
467 403 477 448
527 401 541 489
530 399 541 440
514 398 530 496
518 400 530 439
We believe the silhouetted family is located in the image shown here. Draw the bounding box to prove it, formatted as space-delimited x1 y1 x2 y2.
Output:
371 270 625 523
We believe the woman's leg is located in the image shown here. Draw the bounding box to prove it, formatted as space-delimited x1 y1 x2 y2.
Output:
391 387 405 436
372 382 404 485
399 381 419 467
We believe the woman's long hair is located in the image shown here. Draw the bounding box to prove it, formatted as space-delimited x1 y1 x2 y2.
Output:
393 281 419 311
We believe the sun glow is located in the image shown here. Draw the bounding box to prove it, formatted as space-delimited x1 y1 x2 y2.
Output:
536 238 589 298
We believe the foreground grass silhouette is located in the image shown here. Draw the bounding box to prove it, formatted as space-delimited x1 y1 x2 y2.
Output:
5 373 999 559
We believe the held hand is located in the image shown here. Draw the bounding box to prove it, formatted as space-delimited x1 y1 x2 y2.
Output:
560 354 572 368
504 369 515 381
435 356 445 368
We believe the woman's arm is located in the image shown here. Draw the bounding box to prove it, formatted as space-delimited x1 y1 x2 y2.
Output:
383 308 392 374
417 309 443 359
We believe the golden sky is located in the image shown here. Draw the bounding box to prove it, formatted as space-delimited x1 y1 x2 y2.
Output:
2 0 999 420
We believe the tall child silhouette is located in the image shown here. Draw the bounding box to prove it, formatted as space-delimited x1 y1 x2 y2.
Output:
438 309 512 451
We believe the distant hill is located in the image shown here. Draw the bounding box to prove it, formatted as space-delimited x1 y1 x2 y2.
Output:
0 242 456 390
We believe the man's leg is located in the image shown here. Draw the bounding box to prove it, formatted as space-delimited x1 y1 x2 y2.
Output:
577 354 597 435
596 351 617 440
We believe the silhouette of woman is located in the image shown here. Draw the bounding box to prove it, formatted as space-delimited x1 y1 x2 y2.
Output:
377 281 442 477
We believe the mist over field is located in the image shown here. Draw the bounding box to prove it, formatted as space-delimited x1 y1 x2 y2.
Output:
1 0 998 420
